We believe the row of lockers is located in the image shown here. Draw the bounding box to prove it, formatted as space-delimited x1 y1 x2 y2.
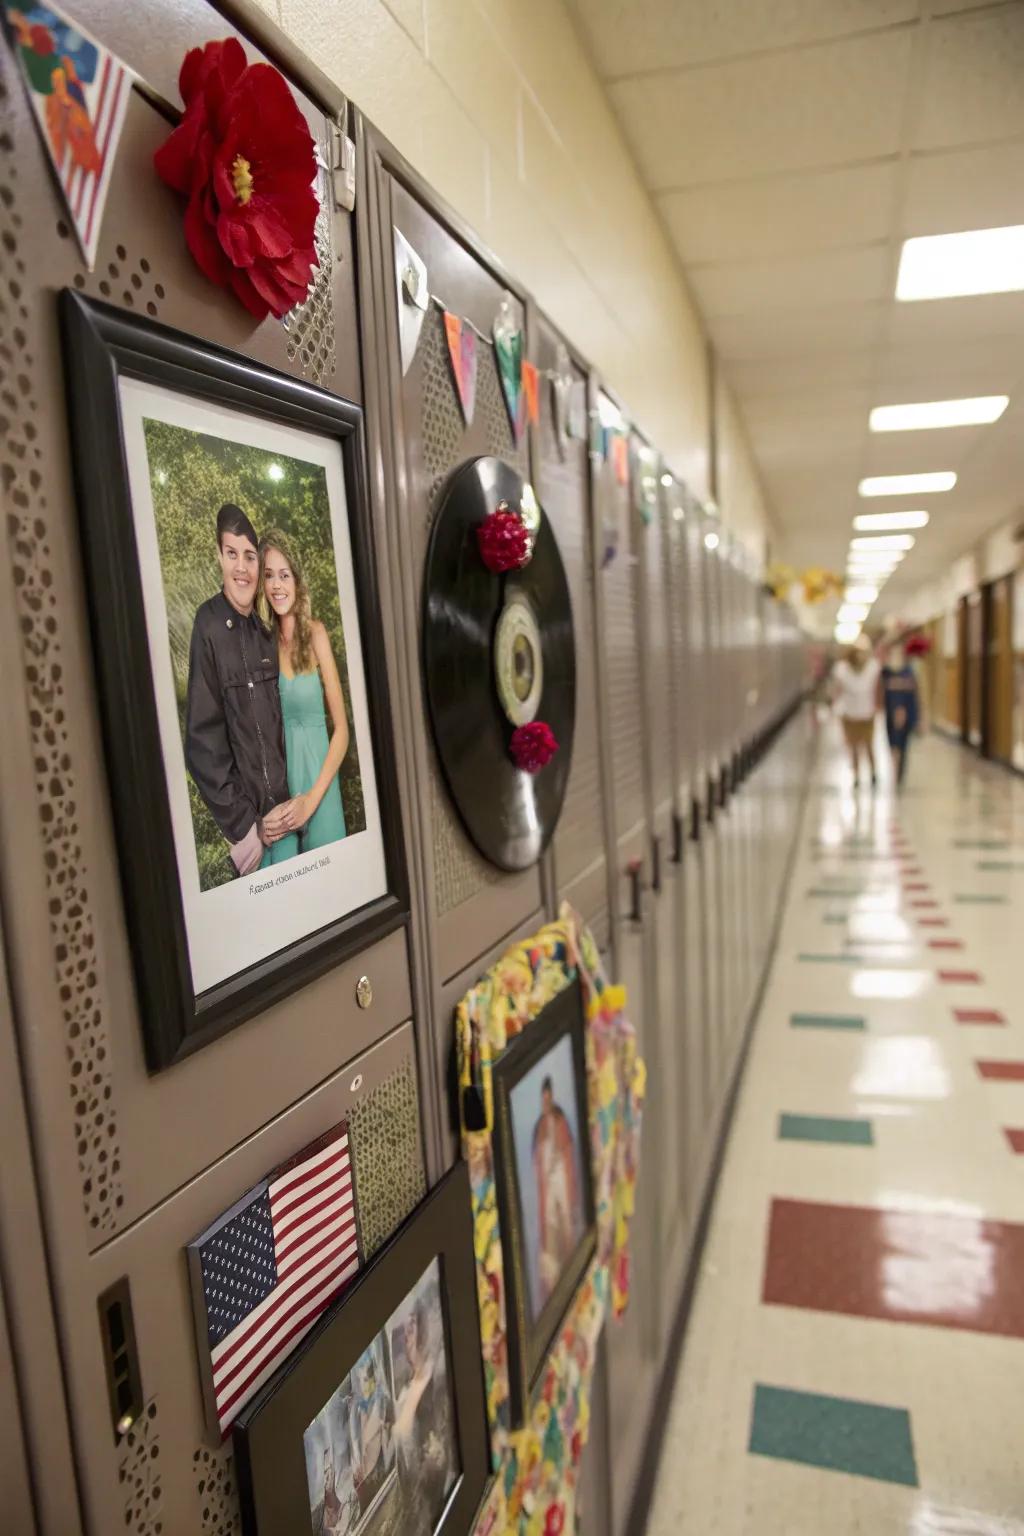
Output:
0 4 811 1532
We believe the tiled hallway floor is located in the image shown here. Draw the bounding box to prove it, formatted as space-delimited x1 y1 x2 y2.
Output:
647 720 1024 1535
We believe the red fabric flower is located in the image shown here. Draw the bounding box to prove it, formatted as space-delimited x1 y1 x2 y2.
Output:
476 506 530 573
571 1430 583 1462
509 721 558 774
905 632 931 656
544 1504 566 1536
154 38 318 320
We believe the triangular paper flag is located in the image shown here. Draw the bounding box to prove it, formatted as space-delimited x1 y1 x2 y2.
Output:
493 292 524 443
4 0 135 270
521 360 539 426
443 310 477 424
612 433 629 487
393 226 428 374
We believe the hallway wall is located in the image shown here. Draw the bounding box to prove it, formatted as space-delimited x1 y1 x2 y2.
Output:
249 0 778 560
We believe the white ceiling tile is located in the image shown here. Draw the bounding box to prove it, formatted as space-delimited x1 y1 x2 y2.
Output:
886 290 1024 350
567 0 917 77
914 7 1024 149
711 300 884 360
688 244 891 316
727 351 876 398
902 142 1024 237
861 426 985 475
659 162 898 264
609 30 913 189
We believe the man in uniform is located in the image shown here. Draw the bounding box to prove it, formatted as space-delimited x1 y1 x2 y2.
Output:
185 503 290 877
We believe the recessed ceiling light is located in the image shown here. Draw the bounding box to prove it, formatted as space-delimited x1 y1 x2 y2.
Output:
835 622 862 644
859 472 955 496
869 397 1008 432
850 534 915 551
844 585 878 604
896 226 1024 301
848 552 903 566
853 511 930 531
838 603 870 623
704 531 720 550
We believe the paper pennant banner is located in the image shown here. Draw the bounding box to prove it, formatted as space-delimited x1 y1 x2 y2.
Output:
567 380 587 441
521 359 539 426
393 226 428 374
550 342 572 456
612 433 629 487
493 291 525 443
4 1 135 269
442 309 477 424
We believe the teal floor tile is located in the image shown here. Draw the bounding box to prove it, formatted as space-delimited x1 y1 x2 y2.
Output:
954 893 1008 904
778 1113 874 1146
953 839 1010 850
797 952 864 964
977 860 1024 871
823 914 848 924
790 1012 865 1030
806 888 862 898
749 1384 918 1487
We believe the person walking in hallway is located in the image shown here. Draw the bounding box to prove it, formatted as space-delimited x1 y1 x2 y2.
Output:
831 637 880 788
881 638 919 787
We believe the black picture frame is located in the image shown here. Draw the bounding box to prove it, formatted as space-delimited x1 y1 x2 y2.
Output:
234 1162 489 1536
59 291 408 1070
490 977 596 1426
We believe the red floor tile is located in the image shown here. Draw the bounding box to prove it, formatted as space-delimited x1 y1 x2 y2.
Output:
911 900 939 909
977 1061 1024 1082
938 970 981 984
954 1008 1005 1024
918 918 949 928
1004 1129 1024 1154
903 883 930 892
928 939 963 950
763 1197 1024 1339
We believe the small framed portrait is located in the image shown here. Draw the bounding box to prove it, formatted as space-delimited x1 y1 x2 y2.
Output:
491 977 596 1424
60 292 407 1068
234 1163 488 1536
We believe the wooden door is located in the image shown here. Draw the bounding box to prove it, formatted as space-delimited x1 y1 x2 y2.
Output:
985 577 1014 764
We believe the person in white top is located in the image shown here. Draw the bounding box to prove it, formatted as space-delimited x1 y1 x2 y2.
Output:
831 637 881 787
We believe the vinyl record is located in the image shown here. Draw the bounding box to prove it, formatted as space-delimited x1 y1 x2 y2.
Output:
423 457 576 871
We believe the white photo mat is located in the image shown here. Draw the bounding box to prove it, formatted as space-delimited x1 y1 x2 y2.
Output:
118 377 387 996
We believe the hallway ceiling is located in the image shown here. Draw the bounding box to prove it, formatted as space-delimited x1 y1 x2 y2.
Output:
567 0 1024 609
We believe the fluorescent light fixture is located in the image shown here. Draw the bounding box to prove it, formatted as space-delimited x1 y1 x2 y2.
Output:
896 226 1024 301
838 603 870 623
847 557 902 571
834 622 861 644
844 585 878 604
853 511 930 531
869 396 1008 432
660 472 673 487
704 531 720 551
850 534 915 551
859 472 955 496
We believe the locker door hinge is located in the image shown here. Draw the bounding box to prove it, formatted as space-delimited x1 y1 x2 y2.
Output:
331 108 356 212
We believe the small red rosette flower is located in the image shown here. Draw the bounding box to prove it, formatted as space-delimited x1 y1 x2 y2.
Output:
905 632 931 656
509 721 558 774
544 1503 566 1536
154 37 318 320
476 506 530 573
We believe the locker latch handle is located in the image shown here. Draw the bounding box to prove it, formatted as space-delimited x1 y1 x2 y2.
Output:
626 858 643 922
671 811 684 864
651 834 662 893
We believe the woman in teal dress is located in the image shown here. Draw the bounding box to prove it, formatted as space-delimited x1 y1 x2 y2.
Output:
257 528 349 863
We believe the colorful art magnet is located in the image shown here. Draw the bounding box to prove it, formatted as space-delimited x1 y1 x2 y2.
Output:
567 381 587 441
521 359 539 426
393 225 428 374
442 309 477 424
493 290 525 443
4 0 135 269
635 446 659 526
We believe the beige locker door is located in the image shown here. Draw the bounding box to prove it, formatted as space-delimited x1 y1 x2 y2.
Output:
593 397 658 1536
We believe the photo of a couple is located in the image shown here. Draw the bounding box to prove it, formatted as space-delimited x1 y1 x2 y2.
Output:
142 417 366 892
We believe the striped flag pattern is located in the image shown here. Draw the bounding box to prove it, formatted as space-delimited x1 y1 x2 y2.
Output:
189 1123 360 1437
5 2 134 269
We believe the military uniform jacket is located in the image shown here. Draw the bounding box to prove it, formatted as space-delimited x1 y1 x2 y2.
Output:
184 592 289 845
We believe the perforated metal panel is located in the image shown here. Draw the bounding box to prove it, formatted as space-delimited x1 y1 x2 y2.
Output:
598 408 645 839
532 322 602 893
638 447 672 815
